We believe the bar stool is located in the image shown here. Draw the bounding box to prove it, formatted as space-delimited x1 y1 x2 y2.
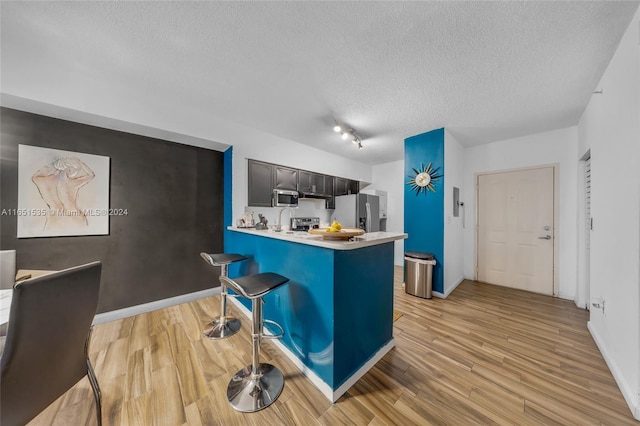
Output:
200 252 248 339
220 272 289 412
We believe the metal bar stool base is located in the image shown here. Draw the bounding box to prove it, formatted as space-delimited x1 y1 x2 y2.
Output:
203 317 241 339
226 363 284 413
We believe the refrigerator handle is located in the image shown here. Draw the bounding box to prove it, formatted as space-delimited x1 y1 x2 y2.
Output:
365 202 372 233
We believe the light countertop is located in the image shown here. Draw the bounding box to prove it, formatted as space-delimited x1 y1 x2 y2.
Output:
227 226 407 250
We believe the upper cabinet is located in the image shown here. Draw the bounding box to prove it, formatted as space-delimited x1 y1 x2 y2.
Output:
248 161 298 206
334 177 359 197
298 170 327 195
247 159 357 208
297 170 314 193
325 175 335 209
349 179 359 195
274 165 298 191
248 160 274 207
334 177 349 197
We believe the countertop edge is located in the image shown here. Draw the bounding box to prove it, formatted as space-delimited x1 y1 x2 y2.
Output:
227 226 407 250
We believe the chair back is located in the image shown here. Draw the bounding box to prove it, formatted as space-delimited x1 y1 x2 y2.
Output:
0 261 102 426
0 250 16 289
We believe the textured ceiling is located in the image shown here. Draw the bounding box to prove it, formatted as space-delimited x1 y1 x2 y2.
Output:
1 1 638 165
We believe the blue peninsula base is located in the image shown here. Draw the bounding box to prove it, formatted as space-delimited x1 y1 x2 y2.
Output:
225 229 398 402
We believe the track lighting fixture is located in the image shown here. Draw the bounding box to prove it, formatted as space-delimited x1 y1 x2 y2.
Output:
332 121 364 150
353 136 363 149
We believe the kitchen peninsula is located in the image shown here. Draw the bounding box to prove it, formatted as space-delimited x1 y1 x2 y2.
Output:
224 227 407 402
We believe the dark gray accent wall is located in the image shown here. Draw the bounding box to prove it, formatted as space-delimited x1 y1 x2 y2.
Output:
0 107 224 313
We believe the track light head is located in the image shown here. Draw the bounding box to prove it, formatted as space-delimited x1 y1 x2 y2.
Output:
332 121 364 150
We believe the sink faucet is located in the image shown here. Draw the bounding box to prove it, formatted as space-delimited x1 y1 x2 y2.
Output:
276 207 295 232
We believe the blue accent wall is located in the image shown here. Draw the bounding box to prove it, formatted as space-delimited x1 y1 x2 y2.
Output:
404 128 445 293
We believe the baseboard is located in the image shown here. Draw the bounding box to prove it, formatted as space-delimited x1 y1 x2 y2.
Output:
431 291 445 299
228 297 335 400
93 288 221 325
442 275 465 298
588 321 640 420
403 275 464 300
571 297 588 310
332 339 395 402
557 291 577 303
228 296 395 403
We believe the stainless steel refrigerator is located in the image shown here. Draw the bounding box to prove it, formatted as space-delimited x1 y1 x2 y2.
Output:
333 194 380 232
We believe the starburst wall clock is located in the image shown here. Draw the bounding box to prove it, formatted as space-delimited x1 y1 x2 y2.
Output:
407 163 442 195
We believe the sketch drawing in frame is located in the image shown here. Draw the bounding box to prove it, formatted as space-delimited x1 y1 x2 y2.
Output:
17 145 110 238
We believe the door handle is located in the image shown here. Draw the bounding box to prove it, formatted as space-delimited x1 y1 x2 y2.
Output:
538 235 552 240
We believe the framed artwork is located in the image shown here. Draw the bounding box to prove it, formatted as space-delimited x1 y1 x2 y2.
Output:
17 145 110 238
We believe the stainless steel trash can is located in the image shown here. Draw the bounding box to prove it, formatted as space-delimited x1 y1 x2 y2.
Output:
405 251 436 299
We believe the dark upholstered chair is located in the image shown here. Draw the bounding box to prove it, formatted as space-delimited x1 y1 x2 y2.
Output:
0 261 103 426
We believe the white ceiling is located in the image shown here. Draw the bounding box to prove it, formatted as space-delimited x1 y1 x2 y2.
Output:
1 1 638 165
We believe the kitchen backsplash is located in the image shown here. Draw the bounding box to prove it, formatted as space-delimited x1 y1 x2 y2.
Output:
243 198 333 229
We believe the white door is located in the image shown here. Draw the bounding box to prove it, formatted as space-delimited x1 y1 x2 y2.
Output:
477 167 555 295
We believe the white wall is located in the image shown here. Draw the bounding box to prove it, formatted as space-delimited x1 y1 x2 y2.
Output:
443 130 465 295
0 95 372 225
462 127 579 300
578 7 640 419
368 160 405 265
245 198 333 229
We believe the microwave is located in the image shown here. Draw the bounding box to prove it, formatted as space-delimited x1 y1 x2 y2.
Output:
273 189 299 207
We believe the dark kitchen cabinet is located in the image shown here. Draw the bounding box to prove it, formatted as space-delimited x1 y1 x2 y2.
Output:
335 177 359 196
248 161 297 206
298 170 313 193
274 165 298 191
334 177 348 196
247 159 358 209
248 160 274 207
298 170 326 195
325 175 335 209
349 179 359 195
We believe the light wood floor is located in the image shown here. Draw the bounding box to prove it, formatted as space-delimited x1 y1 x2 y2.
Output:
29 267 637 425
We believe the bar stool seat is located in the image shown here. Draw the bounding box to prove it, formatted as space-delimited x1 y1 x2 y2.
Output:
203 253 247 265
220 272 289 413
200 252 248 339
226 272 289 299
